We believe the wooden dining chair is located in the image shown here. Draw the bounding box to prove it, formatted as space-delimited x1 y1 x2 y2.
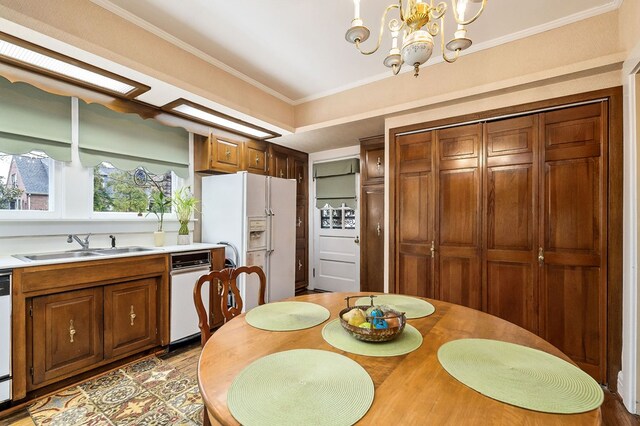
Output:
193 266 266 426
193 266 267 346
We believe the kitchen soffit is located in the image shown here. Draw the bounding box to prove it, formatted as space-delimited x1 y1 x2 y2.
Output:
92 0 619 104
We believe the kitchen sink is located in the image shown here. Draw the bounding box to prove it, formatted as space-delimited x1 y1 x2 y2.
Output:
14 251 102 261
92 247 156 255
13 246 156 262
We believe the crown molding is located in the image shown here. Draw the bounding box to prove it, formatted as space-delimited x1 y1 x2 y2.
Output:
89 0 297 105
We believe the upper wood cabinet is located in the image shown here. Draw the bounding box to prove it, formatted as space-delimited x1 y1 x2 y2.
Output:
194 133 243 174
269 144 290 179
389 93 620 385
361 135 385 184
244 140 268 175
31 288 104 386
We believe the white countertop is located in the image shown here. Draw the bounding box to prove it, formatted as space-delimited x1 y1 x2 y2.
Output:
0 243 224 270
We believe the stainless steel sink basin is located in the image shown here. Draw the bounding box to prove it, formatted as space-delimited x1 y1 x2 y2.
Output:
13 246 155 262
93 247 155 255
14 251 102 261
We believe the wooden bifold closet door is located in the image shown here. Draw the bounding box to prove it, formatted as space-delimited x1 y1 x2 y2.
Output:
392 101 609 383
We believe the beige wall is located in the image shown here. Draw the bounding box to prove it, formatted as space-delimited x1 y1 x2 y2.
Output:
0 0 295 131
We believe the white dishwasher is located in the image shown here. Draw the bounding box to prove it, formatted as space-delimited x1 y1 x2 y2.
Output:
169 251 211 345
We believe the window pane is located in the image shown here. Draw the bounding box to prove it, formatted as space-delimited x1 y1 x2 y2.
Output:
93 163 172 213
332 209 342 228
0 152 52 211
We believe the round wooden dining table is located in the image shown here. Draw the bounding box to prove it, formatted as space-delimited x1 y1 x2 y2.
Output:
197 292 601 425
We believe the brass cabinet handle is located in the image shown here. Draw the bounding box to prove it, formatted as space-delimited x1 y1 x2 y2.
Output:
69 319 76 343
298 173 303 184
279 169 284 178
255 155 260 165
130 305 136 326
376 156 382 171
538 247 544 264
225 149 231 159
430 241 435 259
298 259 303 271
297 217 302 228
377 222 381 236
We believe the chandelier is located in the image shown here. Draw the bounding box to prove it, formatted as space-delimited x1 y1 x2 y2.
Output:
345 0 487 77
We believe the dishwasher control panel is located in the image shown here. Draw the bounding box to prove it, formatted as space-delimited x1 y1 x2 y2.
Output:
170 251 211 271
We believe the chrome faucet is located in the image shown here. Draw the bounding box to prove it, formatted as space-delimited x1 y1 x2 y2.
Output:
67 233 92 250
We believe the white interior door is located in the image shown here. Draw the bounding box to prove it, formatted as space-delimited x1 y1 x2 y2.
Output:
313 203 360 292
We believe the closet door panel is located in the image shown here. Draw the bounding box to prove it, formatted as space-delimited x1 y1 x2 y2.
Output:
436 124 482 309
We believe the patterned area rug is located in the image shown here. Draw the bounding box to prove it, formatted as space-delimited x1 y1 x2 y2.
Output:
28 357 204 426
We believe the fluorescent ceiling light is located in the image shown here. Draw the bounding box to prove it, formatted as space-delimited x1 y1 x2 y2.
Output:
0 32 149 98
165 100 279 140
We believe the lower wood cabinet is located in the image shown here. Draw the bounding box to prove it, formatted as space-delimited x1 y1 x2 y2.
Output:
104 279 158 359
32 288 104 386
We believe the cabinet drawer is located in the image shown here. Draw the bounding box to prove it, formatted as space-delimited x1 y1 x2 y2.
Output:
32 288 104 386
104 279 158 359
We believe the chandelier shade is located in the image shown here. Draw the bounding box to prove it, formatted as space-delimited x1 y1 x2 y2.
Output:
345 0 487 77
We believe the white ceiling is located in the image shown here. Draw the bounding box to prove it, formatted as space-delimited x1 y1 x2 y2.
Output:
93 0 617 104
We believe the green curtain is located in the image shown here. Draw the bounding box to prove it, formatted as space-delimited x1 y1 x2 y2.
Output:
78 100 190 178
314 158 359 209
0 76 72 161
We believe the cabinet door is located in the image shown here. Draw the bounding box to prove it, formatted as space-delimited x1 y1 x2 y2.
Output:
270 149 289 179
213 138 242 171
245 140 268 175
364 147 385 184
104 279 157 359
436 124 482 310
293 157 307 198
361 185 384 292
296 203 307 241
295 246 307 291
484 115 538 333
395 131 435 297
539 102 607 382
32 288 103 386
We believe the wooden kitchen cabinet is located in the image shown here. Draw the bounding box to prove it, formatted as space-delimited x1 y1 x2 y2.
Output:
269 144 290 179
12 254 168 399
360 136 385 293
104 278 158 359
194 133 243 174
244 140 268 175
31 288 104 386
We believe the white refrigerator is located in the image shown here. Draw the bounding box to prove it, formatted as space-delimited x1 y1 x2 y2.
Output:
201 172 296 310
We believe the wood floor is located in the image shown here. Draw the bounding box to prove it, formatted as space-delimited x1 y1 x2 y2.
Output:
1 341 638 425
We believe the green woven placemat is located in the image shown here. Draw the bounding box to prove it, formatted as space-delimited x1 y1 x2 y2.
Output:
355 294 435 319
227 349 374 426
245 301 331 331
437 339 604 414
322 319 423 357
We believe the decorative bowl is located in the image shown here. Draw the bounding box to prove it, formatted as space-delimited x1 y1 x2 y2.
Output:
339 295 406 342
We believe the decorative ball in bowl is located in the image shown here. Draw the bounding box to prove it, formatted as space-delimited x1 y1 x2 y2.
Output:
339 295 406 342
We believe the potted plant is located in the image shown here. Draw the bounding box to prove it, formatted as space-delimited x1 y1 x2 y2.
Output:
147 189 171 246
173 186 199 245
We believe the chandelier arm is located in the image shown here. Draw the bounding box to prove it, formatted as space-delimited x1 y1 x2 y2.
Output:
440 16 460 63
451 0 487 26
429 1 448 20
355 4 401 56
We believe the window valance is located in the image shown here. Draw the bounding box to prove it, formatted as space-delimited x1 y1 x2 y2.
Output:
0 76 72 161
78 100 190 178
314 158 360 209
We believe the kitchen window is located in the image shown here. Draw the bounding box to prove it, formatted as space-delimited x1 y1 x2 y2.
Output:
0 151 54 211
93 163 174 214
